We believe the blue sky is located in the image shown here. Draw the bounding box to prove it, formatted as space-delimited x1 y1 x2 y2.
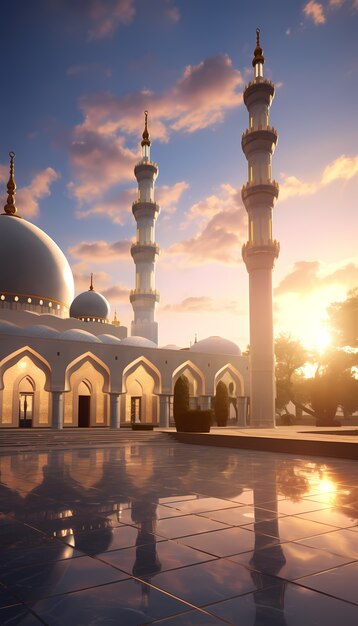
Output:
1 0 357 349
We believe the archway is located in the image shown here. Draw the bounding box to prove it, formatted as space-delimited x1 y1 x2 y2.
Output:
172 361 205 410
0 351 51 427
122 358 161 425
64 356 109 427
214 364 245 422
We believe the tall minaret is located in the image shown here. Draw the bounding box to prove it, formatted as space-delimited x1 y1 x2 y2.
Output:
242 30 280 428
130 111 160 343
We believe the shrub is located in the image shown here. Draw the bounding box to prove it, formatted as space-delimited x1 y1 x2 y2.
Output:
214 381 229 426
173 375 190 426
175 409 212 433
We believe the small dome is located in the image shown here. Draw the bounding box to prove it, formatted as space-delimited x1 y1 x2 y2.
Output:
160 344 182 350
189 336 241 355
0 214 74 313
59 329 101 343
121 336 157 348
98 334 122 345
25 325 60 339
70 283 110 322
0 320 20 333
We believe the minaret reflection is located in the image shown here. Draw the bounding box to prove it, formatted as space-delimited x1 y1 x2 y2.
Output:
250 459 288 626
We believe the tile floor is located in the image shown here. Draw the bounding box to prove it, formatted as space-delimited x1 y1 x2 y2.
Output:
0 433 357 625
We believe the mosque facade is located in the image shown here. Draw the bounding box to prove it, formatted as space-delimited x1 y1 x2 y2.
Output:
0 33 279 430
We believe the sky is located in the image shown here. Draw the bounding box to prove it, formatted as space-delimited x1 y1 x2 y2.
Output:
0 0 357 350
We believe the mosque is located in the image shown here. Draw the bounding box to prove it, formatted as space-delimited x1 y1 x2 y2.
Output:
0 32 278 430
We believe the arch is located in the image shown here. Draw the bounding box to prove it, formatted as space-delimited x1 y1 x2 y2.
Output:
122 356 161 395
64 353 110 427
172 360 205 396
0 346 51 391
78 379 92 396
214 363 245 397
0 352 51 427
122 357 161 425
65 352 110 393
19 376 35 393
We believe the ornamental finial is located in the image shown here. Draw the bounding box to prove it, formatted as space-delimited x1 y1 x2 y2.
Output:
252 28 265 69
90 273 94 291
3 152 17 215
141 110 151 147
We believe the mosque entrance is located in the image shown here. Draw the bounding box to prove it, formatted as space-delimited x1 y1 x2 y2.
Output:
131 397 142 424
19 393 34 428
78 396 91 427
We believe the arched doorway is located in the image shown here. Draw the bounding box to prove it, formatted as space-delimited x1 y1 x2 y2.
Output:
64 356 110 428
0 350 51 428
19 376 35 428
122 359 161 425
78 380 91 428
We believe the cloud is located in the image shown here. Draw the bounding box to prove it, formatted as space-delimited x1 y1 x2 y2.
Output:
68 54 243 208
321 154 358 184
87 0 136 39
279 153 358 201
68 132 137 204
303 1 326 24
101 284 130 301
75 180 188 223
162 296 240 314
166 184 246 265
76 54 243 139
69 239 132 261
275 260 358 296
0 165 59 218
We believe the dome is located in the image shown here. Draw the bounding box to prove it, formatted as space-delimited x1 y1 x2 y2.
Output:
0 214 74 314
70 280 110 322
98 334 122 345
189 336 241 355
59 329 101 343
25 325 60 339
121 336 157 348
160 344 182 350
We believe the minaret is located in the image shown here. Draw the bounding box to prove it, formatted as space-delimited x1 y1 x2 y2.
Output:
242 30 280 428
130 111 160 343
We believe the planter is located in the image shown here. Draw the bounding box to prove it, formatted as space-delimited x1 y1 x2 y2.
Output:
175 409 212 433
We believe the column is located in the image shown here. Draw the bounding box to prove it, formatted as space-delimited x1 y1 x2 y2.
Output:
51 391 64 430
109 393 121 429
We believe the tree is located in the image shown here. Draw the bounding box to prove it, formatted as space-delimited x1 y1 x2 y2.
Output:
214 381 229 426
327 288 358 348
274 290 358 426
173 375 189 424
275 334 309 417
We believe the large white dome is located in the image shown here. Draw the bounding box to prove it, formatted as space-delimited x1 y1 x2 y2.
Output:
189 336 241 355
0 214 74 314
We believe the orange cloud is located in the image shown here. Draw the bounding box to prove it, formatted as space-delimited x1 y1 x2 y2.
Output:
75 180 188 223
68 55 243 207
303 1 326 24
68 133 137 204
166 184 246 265
0 165 59 218
275 260 358 296
162 296 241 314
69 239 132 261
279 152 358 201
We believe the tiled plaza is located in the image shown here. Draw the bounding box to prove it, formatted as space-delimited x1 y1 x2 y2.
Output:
0 432 357 625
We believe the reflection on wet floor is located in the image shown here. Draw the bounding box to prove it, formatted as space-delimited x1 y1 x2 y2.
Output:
0 434 357 625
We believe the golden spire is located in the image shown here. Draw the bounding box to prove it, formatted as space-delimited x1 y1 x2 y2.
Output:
89 273 94 291
141 110 151 147
112 309 120 326
252 28 265 69
3 152 17 215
